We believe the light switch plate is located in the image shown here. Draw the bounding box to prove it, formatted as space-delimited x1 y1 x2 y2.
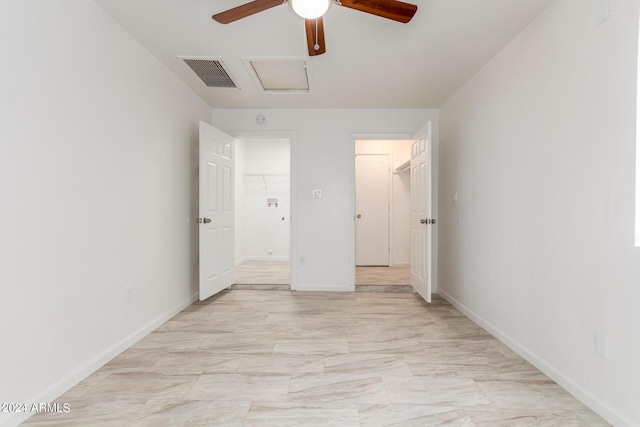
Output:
312 189 322 199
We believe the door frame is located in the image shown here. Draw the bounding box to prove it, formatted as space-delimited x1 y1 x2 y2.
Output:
349 132 437 291
228 130 298 290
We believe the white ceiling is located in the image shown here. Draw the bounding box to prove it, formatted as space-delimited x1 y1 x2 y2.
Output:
94 0 554 109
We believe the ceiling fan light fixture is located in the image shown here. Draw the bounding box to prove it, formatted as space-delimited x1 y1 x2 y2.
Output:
290 0 332 19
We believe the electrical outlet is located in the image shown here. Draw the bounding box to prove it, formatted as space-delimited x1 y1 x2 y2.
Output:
299 256 306 266
124 286 132 303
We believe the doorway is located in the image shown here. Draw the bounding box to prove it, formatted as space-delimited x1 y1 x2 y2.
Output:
354 139 412 287
233 138 291 288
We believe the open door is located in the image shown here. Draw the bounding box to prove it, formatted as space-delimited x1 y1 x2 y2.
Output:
410 122 433 302
199 121 235 300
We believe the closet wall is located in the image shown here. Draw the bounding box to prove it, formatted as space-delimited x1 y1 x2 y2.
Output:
235 139 290 264
355 140 412 266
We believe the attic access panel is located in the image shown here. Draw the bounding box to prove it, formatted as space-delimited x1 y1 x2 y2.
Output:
249 59 309 93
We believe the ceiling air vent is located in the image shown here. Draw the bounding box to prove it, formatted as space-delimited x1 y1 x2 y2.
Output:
181 58 239 88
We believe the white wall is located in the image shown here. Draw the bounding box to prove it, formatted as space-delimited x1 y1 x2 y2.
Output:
235 139 290 263
355 140 412 266
438 0 640 425
212 109 438 291
0 2 210 426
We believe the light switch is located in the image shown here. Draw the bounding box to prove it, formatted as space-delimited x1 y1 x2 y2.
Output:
312 189 322 199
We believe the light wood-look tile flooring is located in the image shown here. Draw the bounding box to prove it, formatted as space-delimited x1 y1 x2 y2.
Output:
356 266 410 286
234 260 410 288
234 260 290 286
23 290 608 426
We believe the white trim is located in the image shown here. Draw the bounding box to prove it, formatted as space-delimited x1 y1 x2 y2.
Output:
635 16 640 247
388 152 394 266
7 293 198 427
438 289 635 427
295 284 355 292
242 256 291 262
391 262 410 267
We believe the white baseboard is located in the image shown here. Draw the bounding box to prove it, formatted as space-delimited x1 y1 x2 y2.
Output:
391 262 410 267
437 289 634 427
3 292 198 427
294 284 355 292
243 256 291 262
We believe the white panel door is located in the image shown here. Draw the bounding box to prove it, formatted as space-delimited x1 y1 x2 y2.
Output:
199 121 234 301
355 154 390 266
410 122 432 303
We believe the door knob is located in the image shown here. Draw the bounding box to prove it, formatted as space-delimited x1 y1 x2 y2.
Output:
357 214 362 219
203 218 211 224
420 219 426 224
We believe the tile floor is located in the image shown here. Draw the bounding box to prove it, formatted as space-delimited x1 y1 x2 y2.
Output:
234 260 410 288
355 266 410 286
23 290 609 426
234 260 290 286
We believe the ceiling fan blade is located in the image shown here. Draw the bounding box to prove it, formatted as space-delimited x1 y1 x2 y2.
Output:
212 0 285 24
339 0 417 23
305 17 326 56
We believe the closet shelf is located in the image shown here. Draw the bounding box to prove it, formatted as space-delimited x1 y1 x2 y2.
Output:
242 173 290 191
394 160 410 173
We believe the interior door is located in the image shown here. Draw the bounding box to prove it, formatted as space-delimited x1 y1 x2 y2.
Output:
355 154 390 266
410 122 432 302
199 121 235 300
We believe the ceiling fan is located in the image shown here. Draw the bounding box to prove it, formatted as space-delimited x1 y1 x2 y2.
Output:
212 0 417 56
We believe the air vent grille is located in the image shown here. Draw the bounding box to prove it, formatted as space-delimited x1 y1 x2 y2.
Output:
182 59 238 88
